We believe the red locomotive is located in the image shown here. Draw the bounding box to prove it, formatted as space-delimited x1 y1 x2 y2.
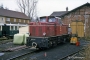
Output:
26 16 71 49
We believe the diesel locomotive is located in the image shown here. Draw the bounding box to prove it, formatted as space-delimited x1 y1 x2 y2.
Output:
26 16 72 49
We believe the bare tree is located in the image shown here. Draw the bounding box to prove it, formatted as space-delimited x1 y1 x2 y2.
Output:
0 4 9 10
17 0 38 21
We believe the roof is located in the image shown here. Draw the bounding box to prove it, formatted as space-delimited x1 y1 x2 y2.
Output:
61 2 90 17
50 11 68 17
0 8 30 20
40 16 55 18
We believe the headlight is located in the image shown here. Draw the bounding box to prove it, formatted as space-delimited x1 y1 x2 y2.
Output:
43 32 46 36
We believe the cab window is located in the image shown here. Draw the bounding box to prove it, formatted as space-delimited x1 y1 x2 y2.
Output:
40 18 46 22
48 18 56 22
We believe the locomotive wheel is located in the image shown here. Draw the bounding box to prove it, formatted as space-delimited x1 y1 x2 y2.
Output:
32 42 37 48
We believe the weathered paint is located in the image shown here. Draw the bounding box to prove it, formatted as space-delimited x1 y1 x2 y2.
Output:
70 22 84 37
61 6 90 37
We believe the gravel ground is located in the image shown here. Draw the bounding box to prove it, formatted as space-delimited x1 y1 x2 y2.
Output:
0 48 36 60
13 39 90 60
0 39 89 60
0 42 23 51
0 39 13 45
14 44 82 60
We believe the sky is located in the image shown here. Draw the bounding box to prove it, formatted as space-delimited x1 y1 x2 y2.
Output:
0 0 90 17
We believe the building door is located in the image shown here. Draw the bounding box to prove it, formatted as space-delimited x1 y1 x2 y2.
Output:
70 21 84 37
2 24 10 36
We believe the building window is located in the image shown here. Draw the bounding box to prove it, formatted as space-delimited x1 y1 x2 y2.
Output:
19 19 21 22
14 19 16 22
15 26 17 30
19 26 22 28
2 18 3 21
24 20 25 23
6 18 10 21
17 26 19 30
11 26 14 30
0 26 2 31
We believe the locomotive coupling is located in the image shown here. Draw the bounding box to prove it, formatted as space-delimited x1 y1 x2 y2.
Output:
32 42 37 48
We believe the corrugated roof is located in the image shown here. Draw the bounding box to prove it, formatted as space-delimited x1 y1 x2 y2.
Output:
0 8 30 20
50 11 68 17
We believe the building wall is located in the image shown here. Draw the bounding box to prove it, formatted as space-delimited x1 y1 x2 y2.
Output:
25 19 29 24
10 18 14 22
62 6 90 37
19 26 29 34
4 17 29 24
16 18 19 22
0 16 5 23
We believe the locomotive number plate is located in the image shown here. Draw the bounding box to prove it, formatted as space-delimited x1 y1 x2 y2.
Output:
31 39 35 40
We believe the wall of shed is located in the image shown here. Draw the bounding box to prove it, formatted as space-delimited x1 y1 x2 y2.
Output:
62 6 90 37
19 26 29 34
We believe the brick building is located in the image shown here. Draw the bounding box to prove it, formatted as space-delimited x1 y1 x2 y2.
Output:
51 2 90 37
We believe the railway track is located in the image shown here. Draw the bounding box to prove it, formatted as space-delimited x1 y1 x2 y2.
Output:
10 44 85 60
0 41 25 53
0 47 37 60
14 40 88 60
0 39 13 44
0 46 85 60
0 39 88 60
2 45 28 52
59 48 85 60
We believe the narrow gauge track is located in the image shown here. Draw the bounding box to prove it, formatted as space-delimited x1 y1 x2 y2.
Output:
0 47 37 60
